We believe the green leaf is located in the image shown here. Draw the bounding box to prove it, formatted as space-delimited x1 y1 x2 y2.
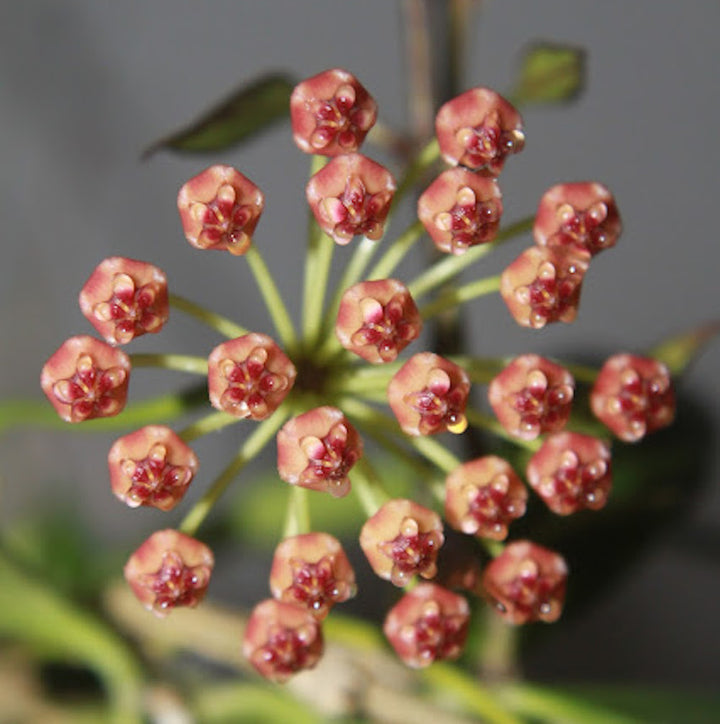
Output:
0 551 143 723
512 43 586 105
648 320 720 376
143 73 296 157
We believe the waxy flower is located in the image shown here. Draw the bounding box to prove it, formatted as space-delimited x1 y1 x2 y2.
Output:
590 353 675 442
482 540 568 624
306 153 396 245
124 529 214 617
435 87 525 175
290 68 377 156
41 335 131 423
335 278 422 363
177 165 264 255
108 425 198 511
383 583 470 668
526 432 612 515
243 599 324 683
269 533 356 619
360 498 444 586
534 182 622 257
488 354 574 440
500 246 589 329
417 168 503 255
207 333 296 420
277 407 363 498
79 257 169 345
388 353 470 436
445 456 527 540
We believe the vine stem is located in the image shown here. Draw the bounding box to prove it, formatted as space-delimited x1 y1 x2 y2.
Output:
408 216 534 299
129 353 208 375
420 275 501 319
245 245 298 351
169 293 248 339
179 407 290 536
302 155 333 349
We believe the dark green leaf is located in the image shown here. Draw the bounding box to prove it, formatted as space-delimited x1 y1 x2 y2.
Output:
144 73 296 158
648 320 720 376
512 43 586 105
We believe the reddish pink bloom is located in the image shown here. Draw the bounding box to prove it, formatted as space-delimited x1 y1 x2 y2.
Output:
243 599 324 683
306 153 396 245
277 407 362 498
526 432 612 515
387 353 471 436
79 257 169 345
500 246 590 329
41 335 131 423
445 456 527 540
590 353 675 442
417 169 503 255
383 583 470 668
534 182 622 256
269 533 356 619
108 425 198 511
290 68 377 156
335 279 422 363
207 333 296 420
124 529 214 617
177 165 264 255
360 498 444 586
482 540 568 624
488 354 574 440
435 87 524 175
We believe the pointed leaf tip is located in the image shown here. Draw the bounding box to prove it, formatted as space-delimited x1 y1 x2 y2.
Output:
512 42 586 105
143 73 297 158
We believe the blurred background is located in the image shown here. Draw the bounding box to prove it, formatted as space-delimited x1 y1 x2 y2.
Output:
1 0 718 690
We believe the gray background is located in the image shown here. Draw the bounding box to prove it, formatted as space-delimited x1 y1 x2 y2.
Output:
1 1 719 688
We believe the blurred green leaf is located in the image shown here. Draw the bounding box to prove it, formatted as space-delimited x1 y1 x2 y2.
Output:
144 73 296 157
0 551 143 723
648 320 720 376
512 43 586 105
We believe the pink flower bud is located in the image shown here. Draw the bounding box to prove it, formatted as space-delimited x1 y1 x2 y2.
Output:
335 279 422 363
40 335 131 423
482 540 568 624
526 432 612 515
79 257 169 345
243 599 324 683
488 354 574 440
417 169 503 254
277 407 362 498
359 498 444 586
387 353 470 436
108 425 199 511
269 533 356 619
306 153 396 245
500 246 590 329
435 87 524 175
124 529 214 616
207 333 296 420
177 165 264 255
290 68 377 156
383 583 470 668
445 456 527 540
534 182 622 256
590 353 675 442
